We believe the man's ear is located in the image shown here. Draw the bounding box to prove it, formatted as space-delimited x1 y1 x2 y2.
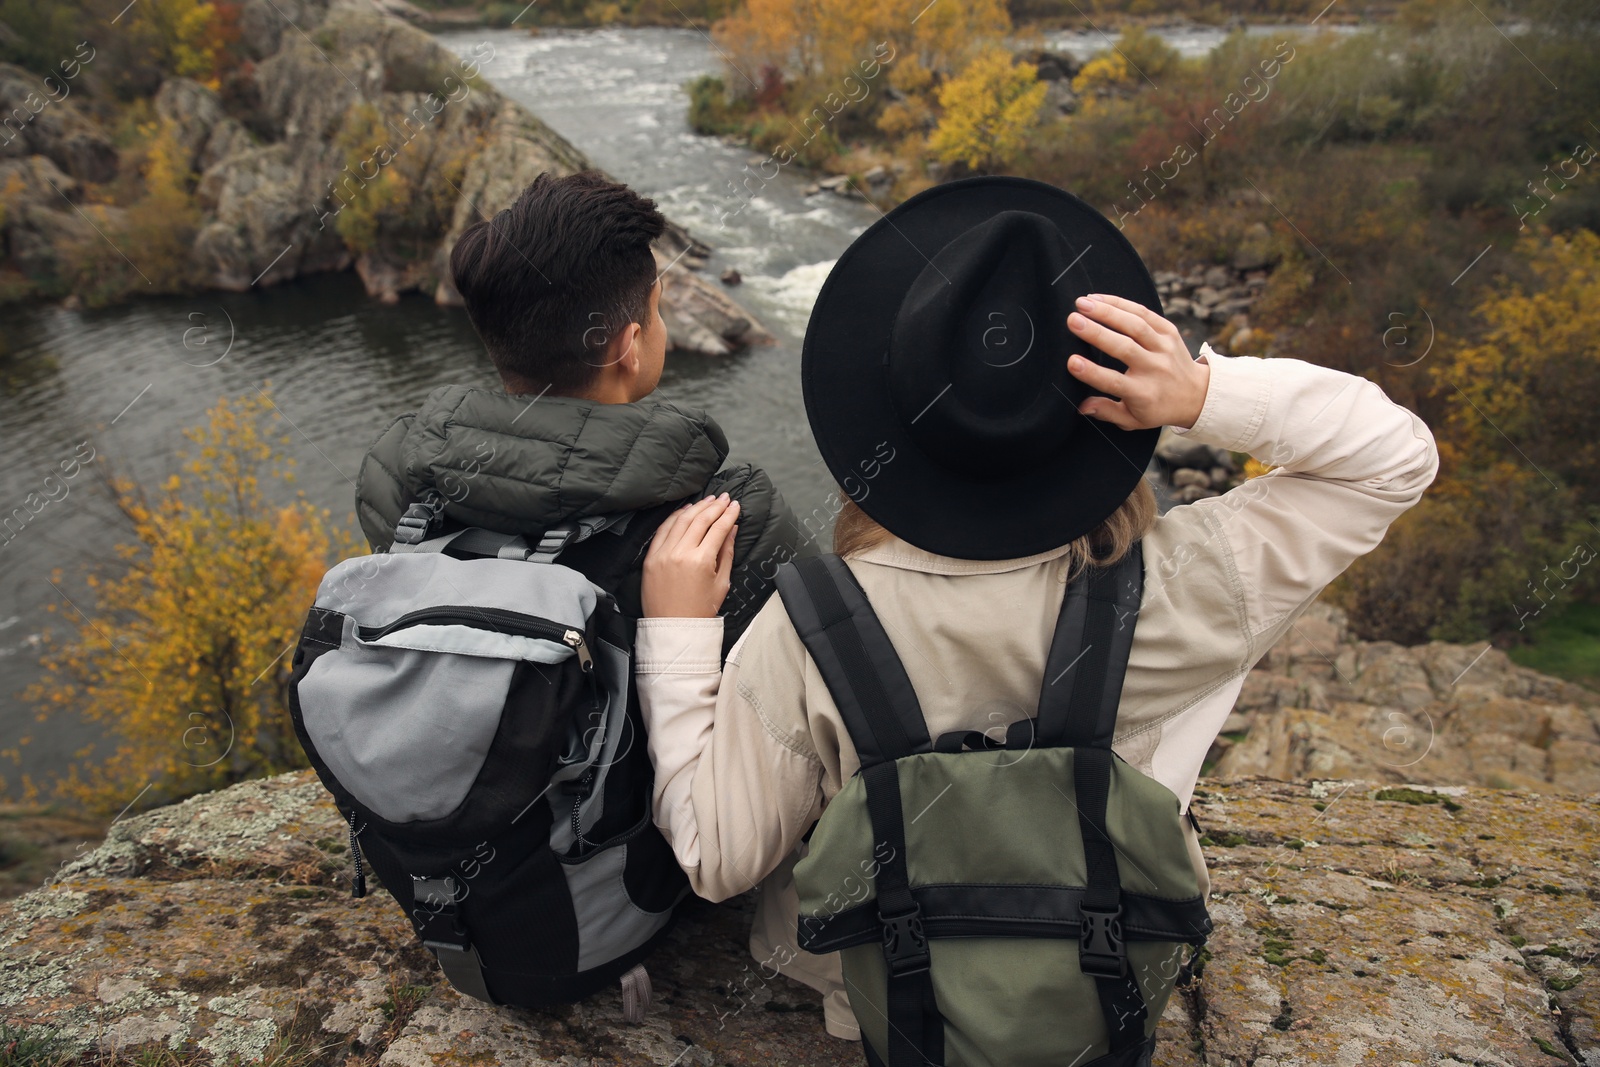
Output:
612 321 643 378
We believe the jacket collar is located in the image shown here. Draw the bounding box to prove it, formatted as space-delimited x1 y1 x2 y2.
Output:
853 533 1076 574
399 385 730 525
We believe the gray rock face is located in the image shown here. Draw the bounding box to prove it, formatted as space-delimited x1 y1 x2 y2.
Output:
0 63 118 183
1214 601 1600 796
0 155 111 283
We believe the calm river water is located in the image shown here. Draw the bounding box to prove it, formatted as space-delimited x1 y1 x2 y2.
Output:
0 21 1354 802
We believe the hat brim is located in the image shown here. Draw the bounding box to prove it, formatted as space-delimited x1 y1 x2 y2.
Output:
802 176 1162 561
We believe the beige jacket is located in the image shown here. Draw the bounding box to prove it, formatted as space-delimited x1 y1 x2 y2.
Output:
632 345 1440 1040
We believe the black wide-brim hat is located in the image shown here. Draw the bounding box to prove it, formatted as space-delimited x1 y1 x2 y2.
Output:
802 175 1162 561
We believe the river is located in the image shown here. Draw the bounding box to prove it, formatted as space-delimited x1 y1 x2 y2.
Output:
0 21 1354 803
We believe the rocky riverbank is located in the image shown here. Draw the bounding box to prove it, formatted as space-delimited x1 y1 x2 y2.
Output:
0 0 770 356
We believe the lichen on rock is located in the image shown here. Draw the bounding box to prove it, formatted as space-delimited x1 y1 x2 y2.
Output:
4 757 1596 1065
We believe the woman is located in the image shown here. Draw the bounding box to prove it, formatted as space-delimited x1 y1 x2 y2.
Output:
630 179 1439 1058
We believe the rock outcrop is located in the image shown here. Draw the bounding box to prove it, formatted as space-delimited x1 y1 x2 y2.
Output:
4 767 1597 1065
1211 603 1600 796
0 0 772 356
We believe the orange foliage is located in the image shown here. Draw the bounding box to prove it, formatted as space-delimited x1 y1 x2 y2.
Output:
715 0 1009 86
24 392 359 816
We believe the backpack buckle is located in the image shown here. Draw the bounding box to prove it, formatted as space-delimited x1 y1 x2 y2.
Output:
880 903 930 976
393 490 446 546
1079 903 1127 978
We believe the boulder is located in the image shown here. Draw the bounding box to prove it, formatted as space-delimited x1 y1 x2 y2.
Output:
0 155 102 283
1202 264 1233 289
1043 79 1080 114
1231 221 1277 272
154 78 228 174
0 63 118 183
1215 604 1600 795
862 163 893 194
1155 426 1219 469
1171 484 1220 504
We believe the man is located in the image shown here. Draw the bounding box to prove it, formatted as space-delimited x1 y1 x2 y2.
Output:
355 170 795 650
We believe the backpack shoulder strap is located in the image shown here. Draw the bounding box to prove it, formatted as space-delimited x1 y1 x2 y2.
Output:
774 555 931 767
778 555 944 1066
1034 540 1145 749
1034 540 1153 1054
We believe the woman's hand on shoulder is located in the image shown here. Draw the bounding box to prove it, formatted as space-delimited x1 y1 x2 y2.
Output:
641 493 740 618
1064 292 1211 431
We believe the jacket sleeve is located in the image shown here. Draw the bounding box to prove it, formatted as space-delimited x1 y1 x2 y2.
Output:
354 412 417 552
1155 343 1441 657
1135 344 1440 811
702 463 800 656
633 604 825 903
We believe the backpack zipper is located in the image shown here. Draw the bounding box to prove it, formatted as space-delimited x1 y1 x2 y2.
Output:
358 606 593 670
348 809 368 899
570 766 598 854
561 628 594 673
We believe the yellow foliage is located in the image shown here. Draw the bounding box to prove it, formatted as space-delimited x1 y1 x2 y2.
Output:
1433 229 1600 497
715 0 1007 85
63 119 201 306
331 103 475 261
928 47 1048 174
128 0 221 82
1072 51 1132 95
27 392 359 817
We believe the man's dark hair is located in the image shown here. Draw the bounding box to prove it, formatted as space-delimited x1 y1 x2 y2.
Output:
449 170 666 393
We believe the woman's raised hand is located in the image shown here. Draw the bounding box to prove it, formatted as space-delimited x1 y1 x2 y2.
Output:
641 493 740 619
1064 292 1211 431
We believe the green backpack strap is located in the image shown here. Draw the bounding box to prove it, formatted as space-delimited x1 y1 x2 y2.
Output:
776 556 943 1067
1039 542 1151 1056
1034 540 1145 749
774 555 932 765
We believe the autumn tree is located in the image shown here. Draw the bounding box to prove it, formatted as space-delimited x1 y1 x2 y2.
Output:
126 0 224 83
329 103 479 265
28 393 358 816
1434 229 1600 502
715 0 1009 91
1331 230 1600 644
929 47 1047 174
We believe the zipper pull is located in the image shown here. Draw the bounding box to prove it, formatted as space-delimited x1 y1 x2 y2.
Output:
563 629 594 673
571 767 598 854
348 809 367 899
565 629 600 707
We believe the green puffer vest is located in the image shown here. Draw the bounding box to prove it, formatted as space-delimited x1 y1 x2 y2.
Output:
354 386 798 652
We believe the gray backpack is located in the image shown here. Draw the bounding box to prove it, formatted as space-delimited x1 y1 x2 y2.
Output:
288 492 689 1019
775 542 1212 1067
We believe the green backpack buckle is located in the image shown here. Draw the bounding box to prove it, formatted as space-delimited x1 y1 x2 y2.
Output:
881 902 930 976
1079 902 1128 978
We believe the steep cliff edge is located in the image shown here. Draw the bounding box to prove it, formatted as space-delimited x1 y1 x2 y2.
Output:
0 0 770 356
4 766 1597 1064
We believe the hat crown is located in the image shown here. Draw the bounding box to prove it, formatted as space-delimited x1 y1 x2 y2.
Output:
887 210 1092 479
799 175 1160 561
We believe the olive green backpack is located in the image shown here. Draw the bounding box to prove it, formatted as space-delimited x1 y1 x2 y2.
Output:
774 542 1212 1067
